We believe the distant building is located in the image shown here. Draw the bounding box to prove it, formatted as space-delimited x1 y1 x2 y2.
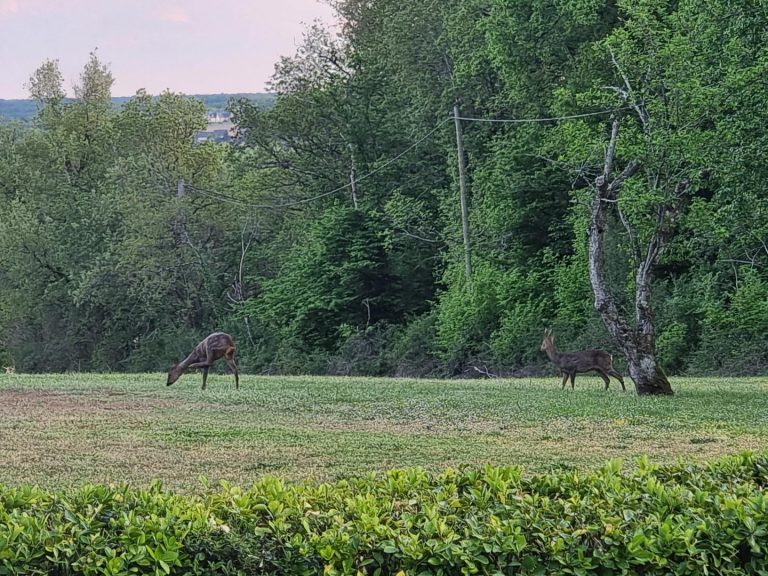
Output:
194 129 231 144
194 111 237 144
206 111 231 123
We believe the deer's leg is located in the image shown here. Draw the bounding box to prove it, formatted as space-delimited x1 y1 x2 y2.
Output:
225 357 239 390
223 346 239 390
609 370 626 391
597 369 611 390
190 349 216 371
570 372 576 390
560 372 569 389
201 367 209 390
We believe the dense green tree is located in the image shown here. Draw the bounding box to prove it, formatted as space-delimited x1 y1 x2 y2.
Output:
25 59 65 106
0 56 232 370
229 10 456 370
543 0 768 391
2 2 768 380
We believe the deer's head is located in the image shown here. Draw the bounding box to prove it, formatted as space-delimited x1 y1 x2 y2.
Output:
166 360 182 386
540 328 554 352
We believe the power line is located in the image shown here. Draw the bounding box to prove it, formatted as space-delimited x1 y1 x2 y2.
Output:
186 106 629 210
190 184 318 209
454 107 633 124
188 117 453 210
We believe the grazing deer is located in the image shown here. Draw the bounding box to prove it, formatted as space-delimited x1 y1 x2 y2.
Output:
167 332 239 390
540 329 625 391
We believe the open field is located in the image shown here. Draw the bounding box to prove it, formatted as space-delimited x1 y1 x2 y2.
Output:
1 373 767 491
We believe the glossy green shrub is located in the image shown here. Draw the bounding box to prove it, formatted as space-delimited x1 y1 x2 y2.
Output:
1 454 767 575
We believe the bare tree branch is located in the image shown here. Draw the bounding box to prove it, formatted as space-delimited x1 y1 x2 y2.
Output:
617 204 641 261
609 48 650 131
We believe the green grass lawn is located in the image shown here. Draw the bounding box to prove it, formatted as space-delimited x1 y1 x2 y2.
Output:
1 372 766 491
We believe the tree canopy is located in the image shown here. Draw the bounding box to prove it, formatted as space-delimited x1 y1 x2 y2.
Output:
2 2 768 383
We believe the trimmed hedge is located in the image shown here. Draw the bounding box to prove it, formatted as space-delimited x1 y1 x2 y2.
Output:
1 453 767 575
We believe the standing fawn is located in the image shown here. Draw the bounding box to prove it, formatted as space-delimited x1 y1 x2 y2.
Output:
167 332 239 390
540 328 625 391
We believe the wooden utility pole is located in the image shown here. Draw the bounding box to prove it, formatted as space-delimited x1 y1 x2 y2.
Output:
453 103 472 291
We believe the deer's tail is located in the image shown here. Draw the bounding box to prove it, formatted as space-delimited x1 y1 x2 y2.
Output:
225 346 236 359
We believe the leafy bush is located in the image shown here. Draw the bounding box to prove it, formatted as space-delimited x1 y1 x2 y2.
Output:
436 262 549 371
328 323 400 376
435 262 501 368
386 312 443 377
2 454 768 574
691 268 768 375
488 271 548 368
0 481 206 575
251 207 400 352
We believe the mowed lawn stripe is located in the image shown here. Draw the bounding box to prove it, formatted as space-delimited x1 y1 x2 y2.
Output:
1 374 767 491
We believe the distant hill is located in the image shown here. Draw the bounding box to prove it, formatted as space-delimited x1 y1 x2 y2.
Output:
0 99 35 120
0 93 275 121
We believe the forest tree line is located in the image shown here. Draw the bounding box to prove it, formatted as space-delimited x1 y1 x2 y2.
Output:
0 93 275 120
1 0 768 377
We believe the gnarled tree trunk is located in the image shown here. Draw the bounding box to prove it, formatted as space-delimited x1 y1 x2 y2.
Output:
625 349 671 395
587 118 674 396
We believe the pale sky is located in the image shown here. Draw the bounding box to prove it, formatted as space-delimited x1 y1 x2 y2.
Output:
0 0 337 99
